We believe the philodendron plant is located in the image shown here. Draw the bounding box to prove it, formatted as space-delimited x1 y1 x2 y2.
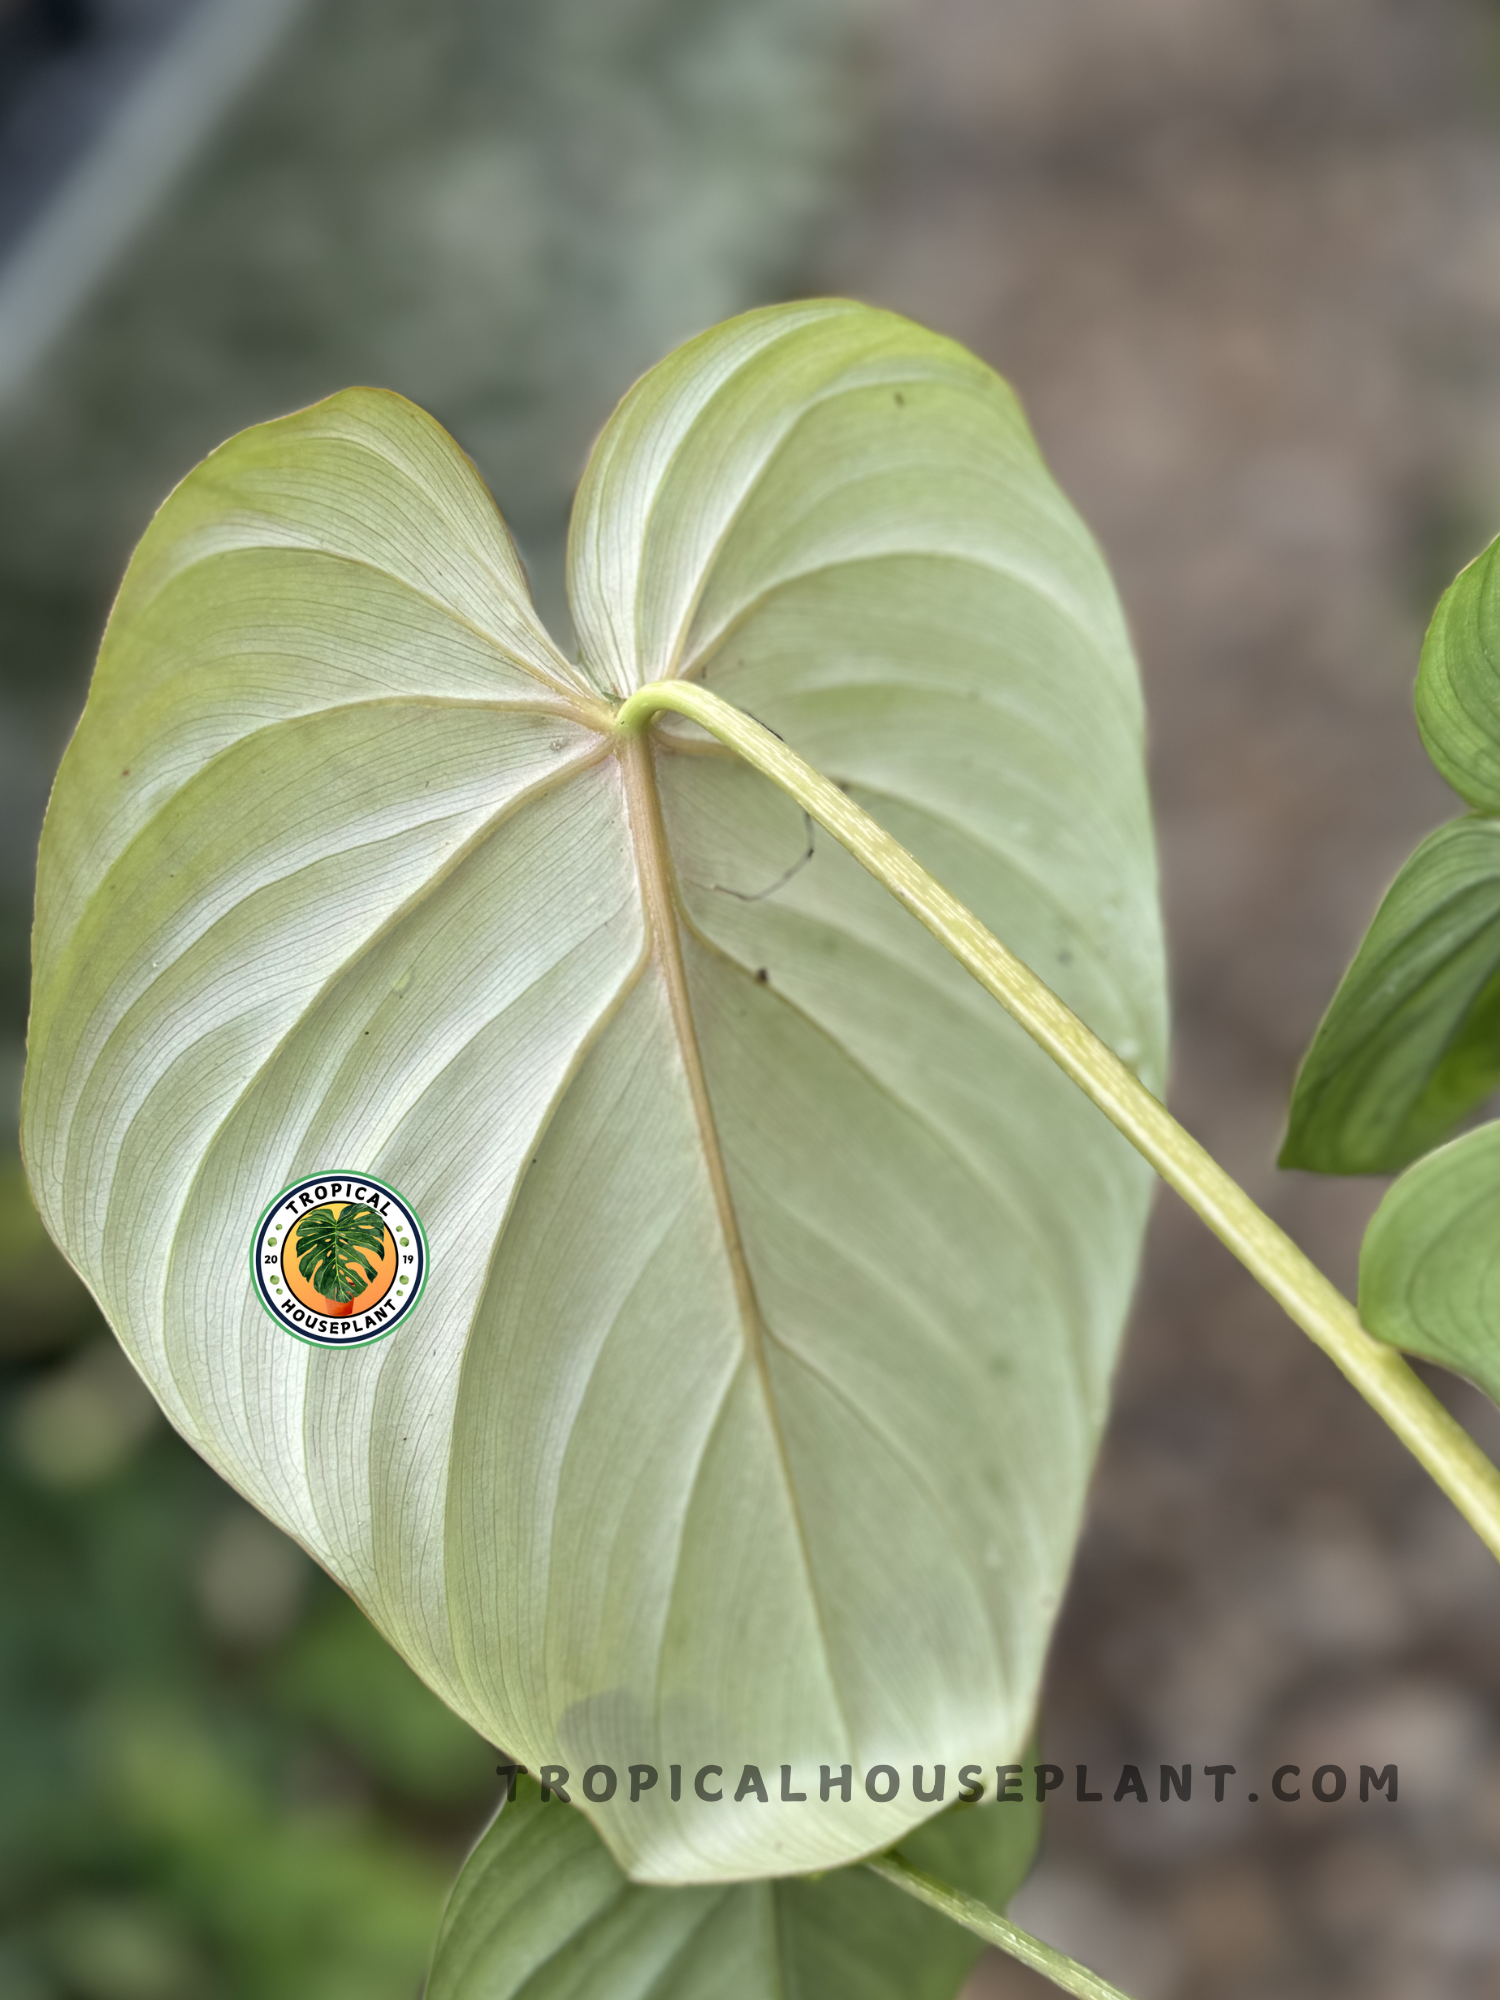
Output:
1283 536 1500 1401
22 301 1500 2000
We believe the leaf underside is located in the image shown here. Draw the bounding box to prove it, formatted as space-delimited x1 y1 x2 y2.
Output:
427 1779 1040 2000
23 301 1166 1882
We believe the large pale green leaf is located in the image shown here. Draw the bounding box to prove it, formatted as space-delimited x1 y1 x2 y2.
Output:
1359 1122 1500 1407
23 301 1166 1882
1280 819 1500 1174
427 1779 1040 2000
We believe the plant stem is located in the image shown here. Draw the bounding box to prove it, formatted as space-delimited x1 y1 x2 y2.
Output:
868 1855 1133 2000
613 678 1500 1564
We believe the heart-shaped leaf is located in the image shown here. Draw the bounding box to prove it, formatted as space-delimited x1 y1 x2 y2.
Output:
1359 1121 1500 1408
428 1778 1040 2000
23 301 1166 1881
1281 818 1500 1174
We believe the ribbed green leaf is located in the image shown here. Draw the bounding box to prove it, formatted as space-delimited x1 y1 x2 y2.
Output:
427 1778 1039 2000
1281 818 1500 1173
24 301 1166 1882
1359 1122 1500 1407
1415 535 1500 812
1285 531 1500 1177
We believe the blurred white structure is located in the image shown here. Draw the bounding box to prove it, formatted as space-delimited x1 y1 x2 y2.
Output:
0 0 307 404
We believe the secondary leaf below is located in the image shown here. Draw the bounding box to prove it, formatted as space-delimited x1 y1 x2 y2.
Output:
427 1777 1040 2000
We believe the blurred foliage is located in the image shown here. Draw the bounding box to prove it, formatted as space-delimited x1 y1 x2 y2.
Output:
0 1348 497 1999
0 0 872 1988
0 1153 95 1364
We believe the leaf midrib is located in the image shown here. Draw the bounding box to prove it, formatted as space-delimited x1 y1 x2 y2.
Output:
616 728 854 1745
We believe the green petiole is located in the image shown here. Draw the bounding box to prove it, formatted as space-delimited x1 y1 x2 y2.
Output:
614 677 1500 1567
868 1854 1134 2000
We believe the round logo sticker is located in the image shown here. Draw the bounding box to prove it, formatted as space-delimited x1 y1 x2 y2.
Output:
250 1173 427 1347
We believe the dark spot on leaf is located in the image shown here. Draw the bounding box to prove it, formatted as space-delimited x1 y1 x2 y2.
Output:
121 768 130 776
713 813 814 903
754 968 769 984
894 391 906 407
1059 949 1074 965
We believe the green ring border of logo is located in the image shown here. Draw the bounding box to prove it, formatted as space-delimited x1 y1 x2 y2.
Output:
249 1170 430 1347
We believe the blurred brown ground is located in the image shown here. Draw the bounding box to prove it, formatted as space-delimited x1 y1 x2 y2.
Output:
826 2 1500 1994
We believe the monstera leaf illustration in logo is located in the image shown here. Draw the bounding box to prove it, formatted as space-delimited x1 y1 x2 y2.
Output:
295 1202 388 1309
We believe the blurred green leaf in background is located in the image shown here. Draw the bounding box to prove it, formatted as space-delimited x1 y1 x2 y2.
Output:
1286 532 1500 1418
0 1347 497 1999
